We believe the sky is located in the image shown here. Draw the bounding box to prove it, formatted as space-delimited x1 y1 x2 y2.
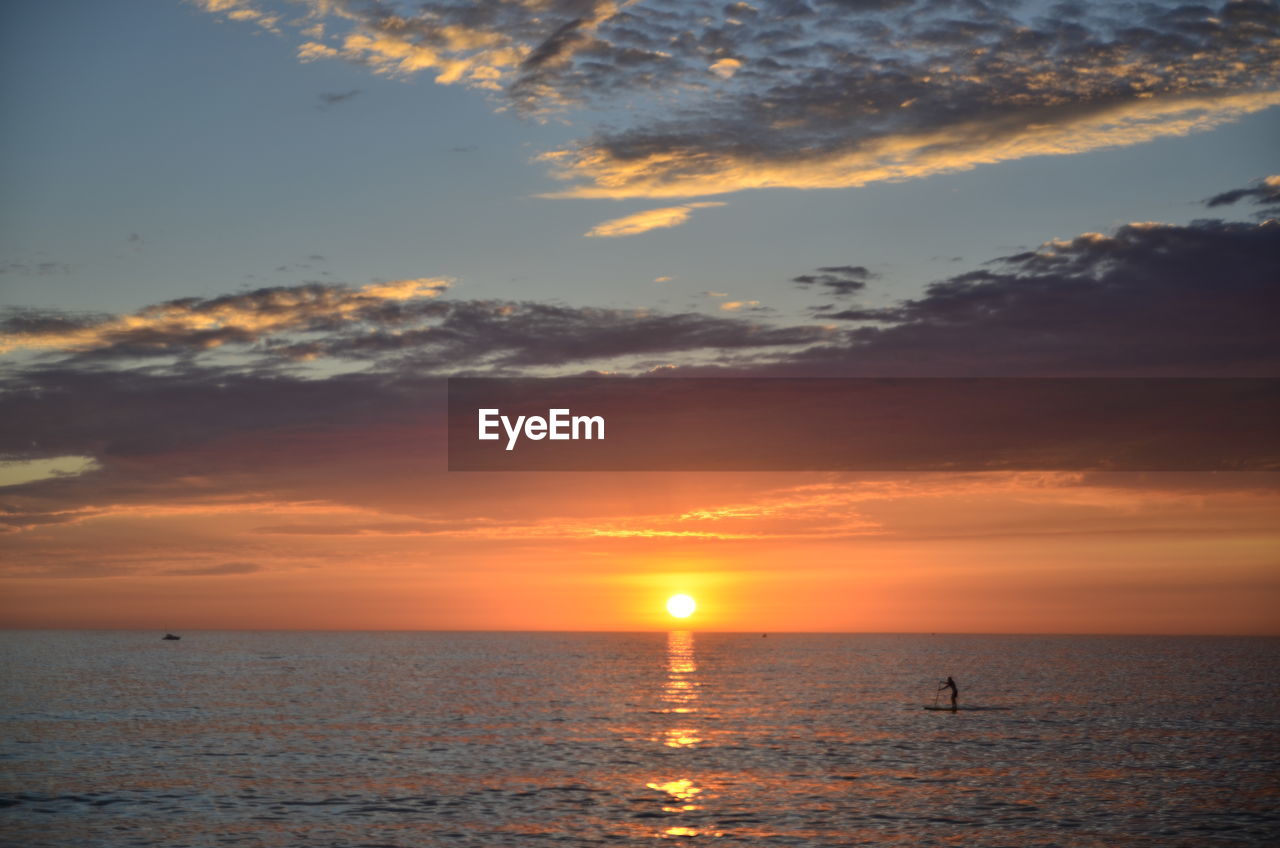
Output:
1 0 1278 633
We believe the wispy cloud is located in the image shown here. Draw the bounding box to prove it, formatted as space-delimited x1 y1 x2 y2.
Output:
544 92 1280 198
316 89 361 109
159 561 263 577
584 202 726 237
1 261 71 276
195 0 280 33
0 277 450 357
0 291 829 373
792 266 877 297
1204 174 1280 214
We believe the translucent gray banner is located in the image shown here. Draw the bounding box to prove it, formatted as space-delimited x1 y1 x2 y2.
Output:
447 378 1279 471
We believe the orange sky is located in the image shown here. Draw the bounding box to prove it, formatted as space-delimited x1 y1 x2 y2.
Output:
3 465 1276 634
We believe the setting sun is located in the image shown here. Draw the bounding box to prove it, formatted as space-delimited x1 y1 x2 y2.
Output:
666 594 697 619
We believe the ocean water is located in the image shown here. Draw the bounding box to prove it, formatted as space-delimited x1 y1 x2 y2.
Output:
1 631 1277 847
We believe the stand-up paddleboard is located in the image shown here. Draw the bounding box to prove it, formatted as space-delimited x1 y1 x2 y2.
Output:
922 705 1011 711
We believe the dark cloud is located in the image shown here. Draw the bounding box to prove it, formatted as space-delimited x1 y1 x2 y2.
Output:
1 261 71 276
791 265 876 296
519 15 593 72
797 217 1280 376
2 281 827 371
0 561 139 579
0 309 107 336
160 562 263 576
316 89 361 109
1 559 267 579
1204 175 1280 213
267 300 828 369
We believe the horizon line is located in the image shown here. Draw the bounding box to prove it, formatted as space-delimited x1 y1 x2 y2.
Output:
3 627 1276 638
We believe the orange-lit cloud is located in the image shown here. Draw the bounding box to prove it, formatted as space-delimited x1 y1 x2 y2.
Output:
543 92 1280 199
0 285 827 370
708 58 741 79
584 202 726 237
194 0 280 33
0 277 450 355
199 1 1280 204
286 0 631 94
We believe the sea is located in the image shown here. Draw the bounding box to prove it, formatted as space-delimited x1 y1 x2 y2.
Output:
1 631 1277 847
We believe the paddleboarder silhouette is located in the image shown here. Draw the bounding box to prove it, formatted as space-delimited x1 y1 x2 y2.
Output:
938 676 958 711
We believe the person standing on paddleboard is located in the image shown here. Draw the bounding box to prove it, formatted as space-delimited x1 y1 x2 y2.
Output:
939 677 958 711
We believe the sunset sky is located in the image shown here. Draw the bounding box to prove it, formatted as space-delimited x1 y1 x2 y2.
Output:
1 0 1278 634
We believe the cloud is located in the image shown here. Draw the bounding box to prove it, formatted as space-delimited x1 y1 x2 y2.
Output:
0 277 450 358
289 0 622 92
1204 175 1280 212
317 89 361 109
198 2 1280 200
584 202 726 237
793 216 1280 376
1 261 71 276
160 562 263 577
194 0 280 33
708 57 741 79
719 300 760 311
543 92 1280 198
269 299 826 369
792 265 877 296
0 288 830 374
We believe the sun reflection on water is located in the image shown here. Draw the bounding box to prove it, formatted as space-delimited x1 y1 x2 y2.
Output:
659 630 701 748
664 826 702 837
644 631 723 838
646 778 703 812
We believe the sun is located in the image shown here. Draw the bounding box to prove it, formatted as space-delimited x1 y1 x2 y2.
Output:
666 594 697 619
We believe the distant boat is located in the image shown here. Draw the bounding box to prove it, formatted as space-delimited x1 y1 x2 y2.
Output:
162 633 181 641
